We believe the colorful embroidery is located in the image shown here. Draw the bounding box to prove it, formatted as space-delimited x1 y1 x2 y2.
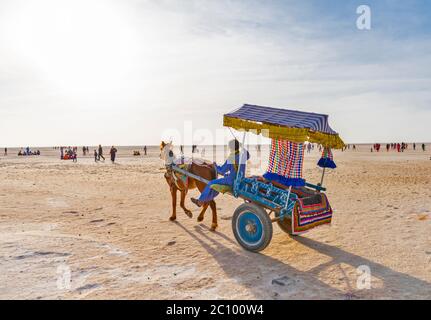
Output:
263 139 305 187
317 147 336 168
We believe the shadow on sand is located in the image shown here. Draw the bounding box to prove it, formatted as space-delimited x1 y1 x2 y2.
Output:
176 222 431 299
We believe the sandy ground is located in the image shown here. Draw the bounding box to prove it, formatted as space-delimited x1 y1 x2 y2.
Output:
0 145 430 300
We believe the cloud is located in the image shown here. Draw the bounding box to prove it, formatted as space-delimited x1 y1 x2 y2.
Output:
0 0 430 146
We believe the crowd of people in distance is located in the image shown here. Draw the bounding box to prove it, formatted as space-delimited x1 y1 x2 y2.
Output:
60 146 78 162
341 144 356 151
18 147 40 156
54 145 150 163
306 143 315 153
94 145 118 164
82 146 90 155
372 142 426 153
133 146 147 156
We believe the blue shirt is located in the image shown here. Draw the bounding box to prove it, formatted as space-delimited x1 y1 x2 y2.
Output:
216 149 250 184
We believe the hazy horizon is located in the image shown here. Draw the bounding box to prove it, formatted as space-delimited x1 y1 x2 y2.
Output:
3 141 431 150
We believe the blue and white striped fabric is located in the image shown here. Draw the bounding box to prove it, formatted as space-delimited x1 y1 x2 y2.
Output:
224 104 338 135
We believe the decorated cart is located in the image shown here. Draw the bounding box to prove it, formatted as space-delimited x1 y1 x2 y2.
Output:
172 104 344 252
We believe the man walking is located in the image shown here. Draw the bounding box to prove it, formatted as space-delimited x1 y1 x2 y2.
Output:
110 146 118 163
98 145 105 161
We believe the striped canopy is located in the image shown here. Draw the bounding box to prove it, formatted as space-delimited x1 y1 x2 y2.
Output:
224 104 344 149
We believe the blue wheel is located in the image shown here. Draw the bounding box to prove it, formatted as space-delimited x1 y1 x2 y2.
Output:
232 203 272 252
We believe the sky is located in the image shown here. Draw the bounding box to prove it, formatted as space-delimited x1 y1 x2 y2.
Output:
0 0 430 147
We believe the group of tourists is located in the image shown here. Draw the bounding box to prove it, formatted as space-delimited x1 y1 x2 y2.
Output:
94 145 118 163
18 147 40 156
341 144 356 151
56 145 119 163
306 143 315 153
60 146 77 162
133 146 147 156
338 142 427 153
372 142 426 152
82 146 90 155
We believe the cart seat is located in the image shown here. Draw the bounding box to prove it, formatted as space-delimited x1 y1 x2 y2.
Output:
251 176 322 199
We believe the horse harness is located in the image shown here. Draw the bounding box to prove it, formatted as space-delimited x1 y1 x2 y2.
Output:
165 165 189 191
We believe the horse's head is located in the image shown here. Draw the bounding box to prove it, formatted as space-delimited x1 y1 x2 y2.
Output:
160 141 175 165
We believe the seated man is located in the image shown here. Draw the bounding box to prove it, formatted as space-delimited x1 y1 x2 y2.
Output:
191 139 249 207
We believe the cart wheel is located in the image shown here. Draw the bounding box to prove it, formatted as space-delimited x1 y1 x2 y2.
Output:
232 203 272 252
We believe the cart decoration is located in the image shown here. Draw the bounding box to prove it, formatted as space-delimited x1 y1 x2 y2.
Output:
223 104 344 148
291 192 333 233
263 139 305 187
317 147 336 169
169 104 344 252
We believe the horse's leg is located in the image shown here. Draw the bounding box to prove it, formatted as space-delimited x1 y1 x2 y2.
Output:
209 200 218 231
197 203 209 222
169 186 177 221
180 189 192 218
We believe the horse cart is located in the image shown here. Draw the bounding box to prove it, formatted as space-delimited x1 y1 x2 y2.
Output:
171 104 344 252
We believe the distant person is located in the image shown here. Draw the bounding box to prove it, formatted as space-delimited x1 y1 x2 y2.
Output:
60 146 64 159
94 150 98 162
82 146 86 156
413 143 416 151
4 147 7 156
180 145 184 154
98 145 105 161
422 143 426 152
110 146 118 163
144 145 147 155
72 150 77 163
